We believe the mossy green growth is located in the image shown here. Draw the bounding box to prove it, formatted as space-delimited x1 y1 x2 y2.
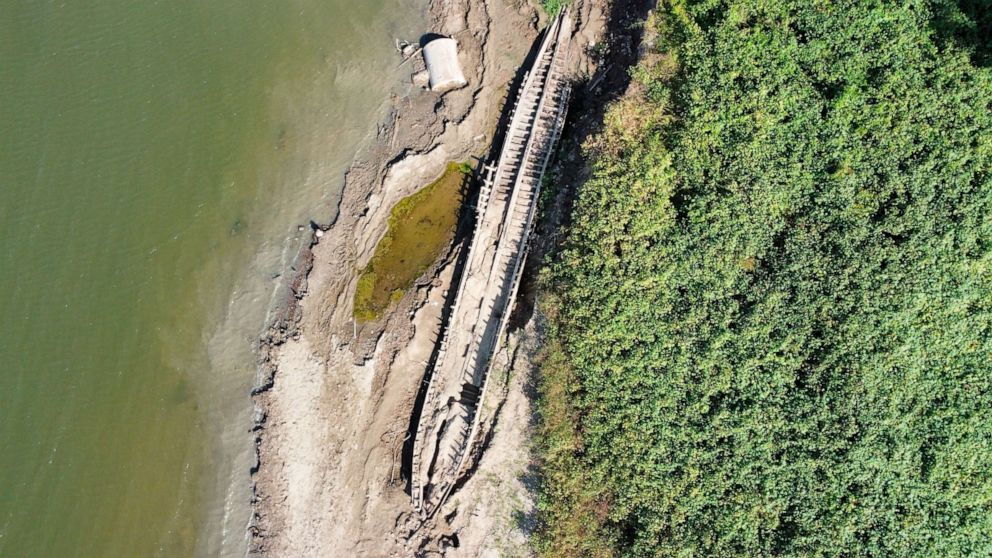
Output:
353 162 469 322
540 0 568 16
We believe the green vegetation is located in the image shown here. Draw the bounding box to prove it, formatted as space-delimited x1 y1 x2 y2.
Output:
537 1 992 556
540 0 568 17
353 163 468 321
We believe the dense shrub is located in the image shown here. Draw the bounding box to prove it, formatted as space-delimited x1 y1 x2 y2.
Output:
537 1 992 556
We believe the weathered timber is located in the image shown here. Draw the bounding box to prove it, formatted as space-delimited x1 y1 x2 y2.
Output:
410 8 573 517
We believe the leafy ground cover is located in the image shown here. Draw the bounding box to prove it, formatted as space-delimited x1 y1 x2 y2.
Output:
536 1 992 556
540 0 568 17
353 162 468 321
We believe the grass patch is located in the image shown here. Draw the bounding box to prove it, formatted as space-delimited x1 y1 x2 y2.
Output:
540 0 568 17
353 162 469 322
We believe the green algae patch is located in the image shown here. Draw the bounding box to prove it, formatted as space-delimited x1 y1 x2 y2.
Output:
353 162 470 322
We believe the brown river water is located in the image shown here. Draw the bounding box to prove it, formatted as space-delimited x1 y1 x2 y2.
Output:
0 1 426 555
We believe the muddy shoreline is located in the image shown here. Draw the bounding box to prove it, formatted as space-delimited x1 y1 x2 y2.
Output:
246 0 648 555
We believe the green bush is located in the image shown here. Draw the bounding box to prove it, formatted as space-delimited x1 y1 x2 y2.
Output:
537 1 992 556
540 0 568 17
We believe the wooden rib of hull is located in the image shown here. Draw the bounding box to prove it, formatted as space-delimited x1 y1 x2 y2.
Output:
410 9 573 517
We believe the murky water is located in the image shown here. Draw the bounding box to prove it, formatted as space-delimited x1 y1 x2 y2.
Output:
0 1 426 555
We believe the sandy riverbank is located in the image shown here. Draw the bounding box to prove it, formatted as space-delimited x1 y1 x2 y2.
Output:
246 1 616 555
